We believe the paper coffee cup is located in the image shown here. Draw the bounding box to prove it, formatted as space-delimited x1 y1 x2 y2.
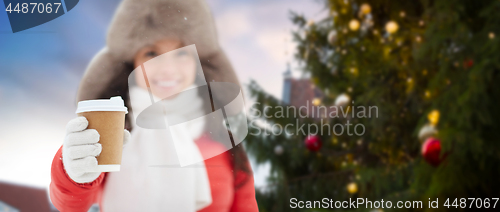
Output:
76 96 128 172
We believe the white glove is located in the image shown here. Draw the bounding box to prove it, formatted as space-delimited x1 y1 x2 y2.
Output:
63 117 130 183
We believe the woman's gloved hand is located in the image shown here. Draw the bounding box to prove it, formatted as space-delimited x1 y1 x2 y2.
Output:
62 117 130 183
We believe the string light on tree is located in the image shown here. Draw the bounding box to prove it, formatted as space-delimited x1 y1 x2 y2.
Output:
347 182 358 194
349 19 360 31
489 32 495 39
360 3 371 15
385 21 399 34
274 145 284 155
406 77 414 93
399 11 406 18
312 98 321 106
341 7 347 14
350 67 359 76
357 139 363 146
425 90 431 98
415 35 422 43
332 137 338 145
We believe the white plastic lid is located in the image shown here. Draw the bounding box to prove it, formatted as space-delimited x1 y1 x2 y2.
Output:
76 96 128 114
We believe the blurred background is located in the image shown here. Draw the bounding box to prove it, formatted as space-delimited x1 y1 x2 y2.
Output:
0 0 325 210
2 0 500 211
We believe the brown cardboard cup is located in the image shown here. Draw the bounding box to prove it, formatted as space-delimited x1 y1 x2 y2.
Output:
76 96 128 172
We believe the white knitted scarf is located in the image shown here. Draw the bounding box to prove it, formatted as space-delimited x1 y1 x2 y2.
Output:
101 86 212 212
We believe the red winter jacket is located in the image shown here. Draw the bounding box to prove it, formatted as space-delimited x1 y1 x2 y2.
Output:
49 135 259 212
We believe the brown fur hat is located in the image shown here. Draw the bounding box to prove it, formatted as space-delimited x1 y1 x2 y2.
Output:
77 0 239 102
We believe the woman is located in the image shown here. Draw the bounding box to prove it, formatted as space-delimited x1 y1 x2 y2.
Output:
49 0 258 211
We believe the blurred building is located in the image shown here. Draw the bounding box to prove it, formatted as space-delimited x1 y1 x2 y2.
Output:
0 181 58 212
282 65 328 118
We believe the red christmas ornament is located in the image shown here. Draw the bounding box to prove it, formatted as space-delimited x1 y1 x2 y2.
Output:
305 135 322 152
421 137 442 166
463 59 474 69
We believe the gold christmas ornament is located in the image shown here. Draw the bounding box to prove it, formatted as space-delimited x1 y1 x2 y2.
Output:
385 21 399 34
428 110 440 126
347 182 358 194
360 3 371 15
349 19 360 31
312 98 321 106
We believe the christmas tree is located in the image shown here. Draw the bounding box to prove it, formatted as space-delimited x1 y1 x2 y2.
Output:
246 0 500 211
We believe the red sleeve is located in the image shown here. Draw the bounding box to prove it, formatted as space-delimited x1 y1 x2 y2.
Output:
230 162 259 212
49 146 106 212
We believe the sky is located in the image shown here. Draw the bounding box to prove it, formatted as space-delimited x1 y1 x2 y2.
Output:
0 0 327 188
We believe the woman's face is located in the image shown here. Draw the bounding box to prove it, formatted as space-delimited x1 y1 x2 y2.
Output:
133 39 197 99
